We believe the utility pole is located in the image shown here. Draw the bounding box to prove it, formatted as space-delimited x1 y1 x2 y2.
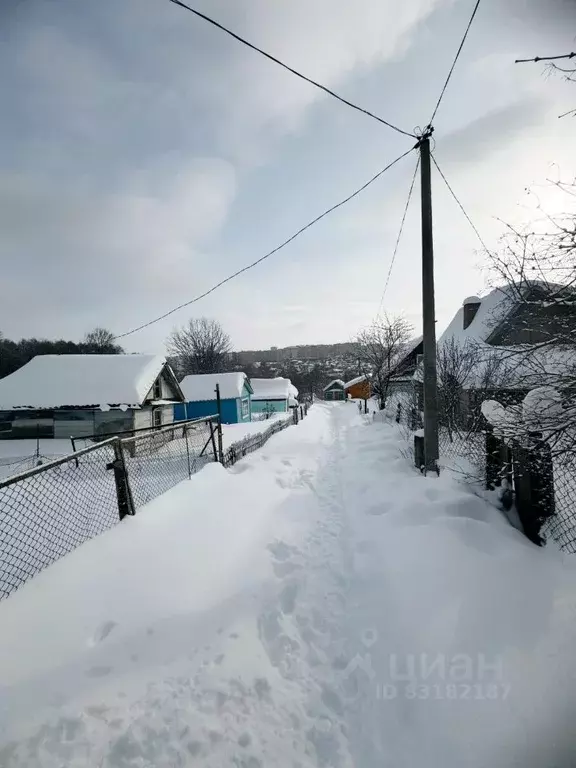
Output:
418 128 439 474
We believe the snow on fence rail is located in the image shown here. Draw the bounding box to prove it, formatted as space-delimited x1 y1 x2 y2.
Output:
0 416 218 600
222 403 308 467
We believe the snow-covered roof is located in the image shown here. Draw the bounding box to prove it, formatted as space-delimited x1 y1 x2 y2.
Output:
0 355 169 410
344 375 369 389
424 284 576 389
437 287 513 348
180 372 251 402
251 377 298 401
323 379 345 391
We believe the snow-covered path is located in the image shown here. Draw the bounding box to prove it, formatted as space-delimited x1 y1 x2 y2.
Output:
2 403 576 767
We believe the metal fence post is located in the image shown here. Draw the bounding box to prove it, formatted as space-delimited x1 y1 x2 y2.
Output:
107 439 135 520
293 407 299 425
184 424 192 478
485 428 501 491
70 436 79 468
514 432 555 546
208 419 219 462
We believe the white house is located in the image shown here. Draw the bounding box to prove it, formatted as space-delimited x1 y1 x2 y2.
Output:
0 355 184 440
250 377 298 415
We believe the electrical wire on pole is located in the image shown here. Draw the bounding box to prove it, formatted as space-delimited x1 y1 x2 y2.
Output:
431 154 490 253
412 0 482 473
167 0 415 138
377 154 420 316
429 0 482 125
114 147 416 340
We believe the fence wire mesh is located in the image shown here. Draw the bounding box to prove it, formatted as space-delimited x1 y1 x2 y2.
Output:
120 418 218 508
541 447 576 553
0 439 119 600
0 416 219 601
395 387 576 554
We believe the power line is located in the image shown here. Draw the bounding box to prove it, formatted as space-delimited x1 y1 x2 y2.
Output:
377 154 420 314
167 0 415 139
114 147 416 340
431 153 490 252
429 0 482 125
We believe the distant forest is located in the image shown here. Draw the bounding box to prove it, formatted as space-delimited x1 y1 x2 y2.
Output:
0 328 123 379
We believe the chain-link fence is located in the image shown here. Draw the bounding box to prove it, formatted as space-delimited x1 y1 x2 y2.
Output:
0 416 219 600
120 417 218 508
393 387 576 554
0 405 310 600
0 438 120 600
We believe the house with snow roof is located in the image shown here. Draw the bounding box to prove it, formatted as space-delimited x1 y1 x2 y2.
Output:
250 377 298 416
175 372 253 424
425 282 576 421
323 379 346 401
0 354 184 440
344 375 371 400
387 336 423 399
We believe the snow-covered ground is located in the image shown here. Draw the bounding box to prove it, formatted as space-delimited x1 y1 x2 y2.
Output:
1 402 576 766
0 440 73 480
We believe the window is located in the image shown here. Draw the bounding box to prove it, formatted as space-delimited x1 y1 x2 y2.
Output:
152 378 162 400
241 398 249 419
153 408 162 428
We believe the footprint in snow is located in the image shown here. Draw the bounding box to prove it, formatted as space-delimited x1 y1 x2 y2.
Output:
89 620 118 646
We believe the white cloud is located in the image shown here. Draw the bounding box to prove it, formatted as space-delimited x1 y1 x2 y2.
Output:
0 159 237 339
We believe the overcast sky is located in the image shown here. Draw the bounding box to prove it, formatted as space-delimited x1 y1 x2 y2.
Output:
2 0 575 353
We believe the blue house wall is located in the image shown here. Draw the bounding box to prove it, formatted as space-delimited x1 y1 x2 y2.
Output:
174 399 235 423
174 380 252 425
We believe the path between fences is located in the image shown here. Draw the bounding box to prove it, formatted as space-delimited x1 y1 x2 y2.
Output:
0 404 309 601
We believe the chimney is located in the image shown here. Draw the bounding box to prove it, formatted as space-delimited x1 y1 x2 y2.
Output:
462 296 481 330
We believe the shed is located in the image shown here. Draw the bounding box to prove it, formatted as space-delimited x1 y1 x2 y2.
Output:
323 380 345 401
176 372 253 424
344 375 371 400
0 354 183 439
251 378 298 416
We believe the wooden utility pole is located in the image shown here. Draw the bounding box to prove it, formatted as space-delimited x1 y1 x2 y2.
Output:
419 130 439 473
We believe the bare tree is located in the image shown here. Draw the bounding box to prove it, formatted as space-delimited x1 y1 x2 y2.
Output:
515 52 576 118
437 338 512 442
168 317 231 376
487 179 576 362
83 328 124 354
481 181 576 470
355 315 413 409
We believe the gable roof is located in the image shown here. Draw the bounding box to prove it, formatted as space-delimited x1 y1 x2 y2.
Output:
180 372 252 402
429 282 576 389
344 374 370 389
323 379 345 391
437 287 513 348
251 377 298 401
390 335 423 378
0 354 173 410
